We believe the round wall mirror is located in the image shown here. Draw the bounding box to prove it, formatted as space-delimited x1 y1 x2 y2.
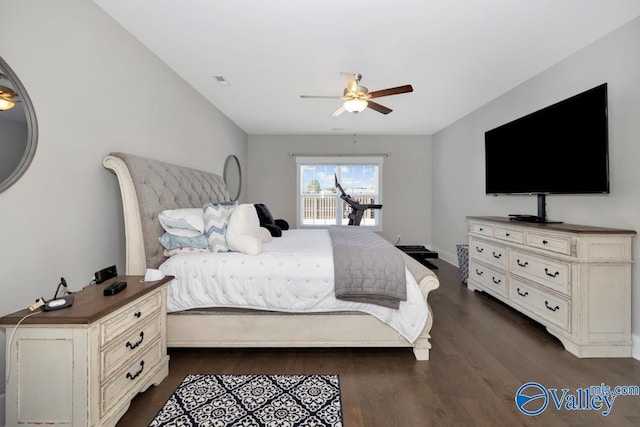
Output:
0 56 38 194
223 155 242 201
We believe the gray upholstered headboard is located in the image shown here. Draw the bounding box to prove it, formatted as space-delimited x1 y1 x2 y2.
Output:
104 152 230 272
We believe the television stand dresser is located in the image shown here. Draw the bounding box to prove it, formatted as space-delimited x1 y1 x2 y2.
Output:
467 216 635 358
0 276 172 427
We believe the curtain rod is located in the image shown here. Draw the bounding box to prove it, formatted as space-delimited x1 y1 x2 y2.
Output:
288 152 391 157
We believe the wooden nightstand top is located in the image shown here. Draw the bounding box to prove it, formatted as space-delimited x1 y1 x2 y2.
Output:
0 275 173 325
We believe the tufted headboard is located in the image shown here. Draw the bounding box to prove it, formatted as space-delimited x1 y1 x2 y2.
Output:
103 152 231 274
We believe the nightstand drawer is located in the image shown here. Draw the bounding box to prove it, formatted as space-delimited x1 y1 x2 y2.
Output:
510 250 571 296
101 314 162 380
101 337 163 417
100 291 162 347
470 238 507 269
510 278 570 332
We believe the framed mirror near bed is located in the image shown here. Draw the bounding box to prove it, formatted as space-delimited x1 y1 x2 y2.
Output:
223 154 242 201
0 56 38 194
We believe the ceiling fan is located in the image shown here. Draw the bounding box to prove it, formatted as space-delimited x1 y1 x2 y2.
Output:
300 72 413 116
0 73 20 111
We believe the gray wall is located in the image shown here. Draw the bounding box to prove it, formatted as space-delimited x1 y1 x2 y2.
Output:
248 135 432 245
431 17 640 354
0 0 247 403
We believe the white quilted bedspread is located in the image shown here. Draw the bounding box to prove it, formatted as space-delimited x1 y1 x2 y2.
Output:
159 229 428 343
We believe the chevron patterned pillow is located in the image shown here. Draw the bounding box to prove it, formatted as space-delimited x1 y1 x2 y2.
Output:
203 202 236 252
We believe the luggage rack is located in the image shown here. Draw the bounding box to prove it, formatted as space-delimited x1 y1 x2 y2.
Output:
396 245 439 270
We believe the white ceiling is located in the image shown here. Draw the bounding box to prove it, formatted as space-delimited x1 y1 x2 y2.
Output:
94 0 640 135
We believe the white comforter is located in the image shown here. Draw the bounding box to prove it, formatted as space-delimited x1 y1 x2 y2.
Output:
159 229 428 343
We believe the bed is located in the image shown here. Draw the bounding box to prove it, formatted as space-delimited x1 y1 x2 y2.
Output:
103 152 439 360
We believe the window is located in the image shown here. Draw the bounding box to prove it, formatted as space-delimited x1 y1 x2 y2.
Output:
296 156 383 230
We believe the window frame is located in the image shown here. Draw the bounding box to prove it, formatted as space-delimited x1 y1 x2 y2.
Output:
295 156 384 231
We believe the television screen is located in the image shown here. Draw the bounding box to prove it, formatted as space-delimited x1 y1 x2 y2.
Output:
485 83 609 195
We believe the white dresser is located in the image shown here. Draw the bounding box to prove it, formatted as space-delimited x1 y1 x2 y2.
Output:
467 216 635 357
0 276 172 426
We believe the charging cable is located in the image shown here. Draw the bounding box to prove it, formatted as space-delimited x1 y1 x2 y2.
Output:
2 309 42 389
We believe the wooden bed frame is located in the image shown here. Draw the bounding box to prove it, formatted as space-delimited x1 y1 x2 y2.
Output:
103 152 439 360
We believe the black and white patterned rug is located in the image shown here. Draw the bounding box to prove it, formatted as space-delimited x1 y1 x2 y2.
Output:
149 374 344 427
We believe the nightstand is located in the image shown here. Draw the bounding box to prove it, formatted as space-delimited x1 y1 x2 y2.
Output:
0 275 173 427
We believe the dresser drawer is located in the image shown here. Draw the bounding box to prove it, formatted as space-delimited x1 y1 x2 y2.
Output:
527 231 572 255
469 261 507 297
101 314 162 380
510 278 570 332
494 226 524 244
510 250 571 296
100 291 163 347
469 238 507 269
101 337 163 417
470 222 494 237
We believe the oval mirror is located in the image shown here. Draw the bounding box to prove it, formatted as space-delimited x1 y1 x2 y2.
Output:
223 154 242 201
0 56 38 194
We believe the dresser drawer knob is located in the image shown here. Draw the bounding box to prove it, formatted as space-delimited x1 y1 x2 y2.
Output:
475 246 484 253
475 269 483 276
545 301 560 312
126 332 144 350
517 288 529 297
516 259 528 268
134 311 142 318
492 252 502 259
505 232 510 237
542 240 549 245
492 277 501 285
126 360 145 380
544 268 560 278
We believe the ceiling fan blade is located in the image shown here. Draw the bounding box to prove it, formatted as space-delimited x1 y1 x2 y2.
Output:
367 85 413 99
331 105 346 117
300 95 343 99
367 101 392 115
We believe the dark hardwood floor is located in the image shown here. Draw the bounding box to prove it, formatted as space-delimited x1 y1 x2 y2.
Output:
117 259 640 426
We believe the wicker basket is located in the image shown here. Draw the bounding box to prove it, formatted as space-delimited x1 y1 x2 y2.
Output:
456 244 469 283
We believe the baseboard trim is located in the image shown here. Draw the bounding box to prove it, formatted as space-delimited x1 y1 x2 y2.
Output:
633 334 640 361
432 246 458 267
1 392 5 427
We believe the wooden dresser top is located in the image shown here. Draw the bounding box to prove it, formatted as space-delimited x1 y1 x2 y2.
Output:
0 276 173 326
467 216 636 235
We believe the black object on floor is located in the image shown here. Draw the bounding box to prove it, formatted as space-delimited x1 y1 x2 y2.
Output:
396 245 439 270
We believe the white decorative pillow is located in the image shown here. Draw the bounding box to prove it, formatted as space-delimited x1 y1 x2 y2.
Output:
203 202 236 252
158 208 204 237
226 203 262 255
259 227 273 243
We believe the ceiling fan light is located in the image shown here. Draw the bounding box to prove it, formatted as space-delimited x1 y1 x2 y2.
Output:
344 99 368 113
0 98 15 111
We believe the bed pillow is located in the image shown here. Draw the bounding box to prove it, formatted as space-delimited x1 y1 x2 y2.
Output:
203 202 236 252
163 247 209 257
159 232 208 250
259 227 273 243
226 203 262 255
158 208 204 237
254 203 282 237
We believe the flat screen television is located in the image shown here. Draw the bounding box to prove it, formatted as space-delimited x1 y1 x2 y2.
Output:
484 83 609 223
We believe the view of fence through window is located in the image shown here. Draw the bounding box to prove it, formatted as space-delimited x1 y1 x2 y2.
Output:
300 163 380 226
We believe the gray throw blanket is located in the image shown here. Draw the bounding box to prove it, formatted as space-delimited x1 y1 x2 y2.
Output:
328 227 407 309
